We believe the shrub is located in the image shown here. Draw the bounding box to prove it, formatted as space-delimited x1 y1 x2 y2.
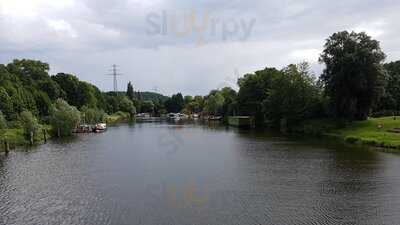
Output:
50 99 81 137
361 138 378 146
345 136 360 144
19 110 40 142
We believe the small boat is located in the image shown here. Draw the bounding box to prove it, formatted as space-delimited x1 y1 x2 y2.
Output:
208 116 222 121
93 123 107 133
74 124 92 133
167 113 189 121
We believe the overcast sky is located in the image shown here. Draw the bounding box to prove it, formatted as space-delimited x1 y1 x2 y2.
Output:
1 0 399 96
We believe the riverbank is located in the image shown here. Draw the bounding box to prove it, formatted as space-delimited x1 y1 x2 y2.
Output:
0 112 130 153
0 125 52 152
105 111 131 124
294 116 400 150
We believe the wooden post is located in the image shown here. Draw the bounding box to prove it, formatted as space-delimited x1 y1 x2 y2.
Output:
30 131 34 146
43 129 47 143
4 141 9 155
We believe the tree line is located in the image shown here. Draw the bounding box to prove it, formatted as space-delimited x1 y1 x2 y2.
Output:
161 31 400 128
1 31 400 140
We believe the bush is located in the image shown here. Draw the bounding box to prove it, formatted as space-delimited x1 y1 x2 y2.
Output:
119 97 136 116
50 99 81 137
81 106 106 124
345 136 360 144
361 138 378 146
19 110 40 142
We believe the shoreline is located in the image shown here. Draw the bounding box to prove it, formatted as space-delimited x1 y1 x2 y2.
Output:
2 116 400 153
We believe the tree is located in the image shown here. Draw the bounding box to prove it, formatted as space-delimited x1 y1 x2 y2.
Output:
119 97 136 117
19 110 40 143
81 106 106 124
77 82 97 108
319 31 386 120
220 87 238 117
50 99 81 137
374 61 400 113
237 67 281 124
263 63 322 126
193 96 204 113
184 95 193 105
33 90 52 117
52 73 81 106
164 93 184 113
140 101 154 114
0 87 13 119
127 82 135 101
205 91 225 115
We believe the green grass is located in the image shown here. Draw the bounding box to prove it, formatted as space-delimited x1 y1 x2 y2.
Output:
294 116 400 149
0 125 53 152
330 117 400 149
105 111 131 125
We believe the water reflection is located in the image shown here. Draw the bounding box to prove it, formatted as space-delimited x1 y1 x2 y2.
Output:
1 122 400 225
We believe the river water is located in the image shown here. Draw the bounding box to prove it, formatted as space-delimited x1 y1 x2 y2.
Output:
1 122 400 225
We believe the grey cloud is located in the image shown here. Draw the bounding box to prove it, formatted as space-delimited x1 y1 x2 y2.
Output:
0 0 399 95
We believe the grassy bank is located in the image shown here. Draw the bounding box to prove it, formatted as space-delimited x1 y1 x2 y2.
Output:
0 125 52 152
0 112 131 153
105 111 131 125
295 117 400 150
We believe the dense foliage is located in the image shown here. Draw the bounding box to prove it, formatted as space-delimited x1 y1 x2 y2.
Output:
50 99 81 137
2 30 400 142
319 31 386 120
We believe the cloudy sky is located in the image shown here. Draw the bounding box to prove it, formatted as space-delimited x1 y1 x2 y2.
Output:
0 0 399 96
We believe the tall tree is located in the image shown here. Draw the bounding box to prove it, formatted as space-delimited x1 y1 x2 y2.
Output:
320 31 386 120
263 63 322 126
165 93 184 113
127 81 135 101
375 61 400 112
237 67 281 124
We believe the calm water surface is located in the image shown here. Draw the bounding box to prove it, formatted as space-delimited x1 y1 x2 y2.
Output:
1 122 400 225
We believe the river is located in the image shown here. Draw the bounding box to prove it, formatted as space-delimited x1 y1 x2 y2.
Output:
1 122 400 225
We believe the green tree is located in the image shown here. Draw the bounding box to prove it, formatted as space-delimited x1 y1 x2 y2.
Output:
19 110 40 142
119 97 136 117
164 93 184 113
33 90 52 117
205 91 225 115
375 61 400 113
320 31 386 120
220 87 238 117
237 67 281 125
0 87 13 119
141 101 154 114
127 82 135 101
263 63 322 126
50 99 81 137
81 106 106 124
193 96 204 113
52 73 80 106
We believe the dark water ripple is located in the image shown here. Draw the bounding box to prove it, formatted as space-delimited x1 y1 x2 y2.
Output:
1 123 400 225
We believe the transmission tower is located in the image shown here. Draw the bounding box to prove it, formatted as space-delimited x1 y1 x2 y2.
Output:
107 64 122 93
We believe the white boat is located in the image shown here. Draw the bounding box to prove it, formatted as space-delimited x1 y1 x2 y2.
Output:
94 123 107 133
167 113 188 121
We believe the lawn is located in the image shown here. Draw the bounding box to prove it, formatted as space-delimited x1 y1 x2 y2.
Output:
330 117 400 149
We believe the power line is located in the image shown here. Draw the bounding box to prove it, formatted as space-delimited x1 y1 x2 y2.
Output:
107 64 122 93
